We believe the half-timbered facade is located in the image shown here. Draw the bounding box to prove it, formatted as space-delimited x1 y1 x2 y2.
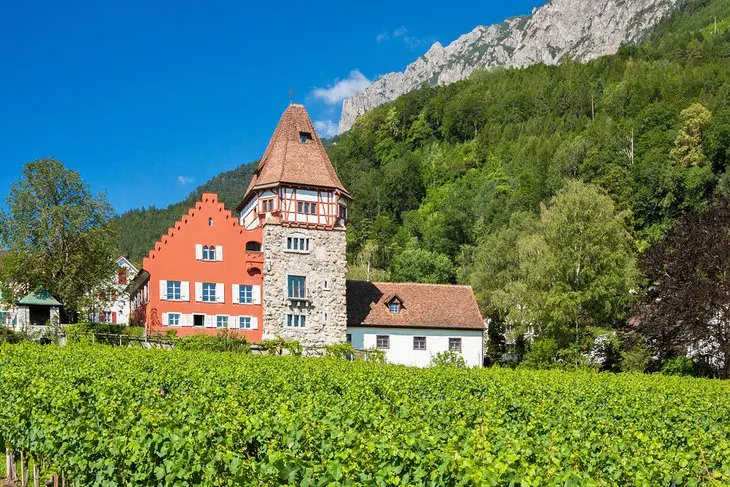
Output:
236 103 351 346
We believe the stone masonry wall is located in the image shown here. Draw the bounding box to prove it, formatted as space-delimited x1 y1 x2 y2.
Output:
262 223 347 347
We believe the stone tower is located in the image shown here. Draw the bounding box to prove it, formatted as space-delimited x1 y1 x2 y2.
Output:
236 104 350 347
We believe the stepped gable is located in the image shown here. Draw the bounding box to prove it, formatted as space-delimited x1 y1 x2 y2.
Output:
239 104 349 209
143 193 243 264
346 281 485 330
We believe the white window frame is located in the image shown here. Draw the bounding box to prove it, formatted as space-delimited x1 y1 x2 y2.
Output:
285 234 311 254
168 313 181 326
167 281 181 301
285 314 306 328
216 315 228 329
202 283 216 303
239 316 252 329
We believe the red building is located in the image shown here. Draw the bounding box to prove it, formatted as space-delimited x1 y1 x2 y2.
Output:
128 193 264 339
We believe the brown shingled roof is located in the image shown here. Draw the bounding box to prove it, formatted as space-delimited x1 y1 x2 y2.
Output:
347 281 485 330
239 104 349 209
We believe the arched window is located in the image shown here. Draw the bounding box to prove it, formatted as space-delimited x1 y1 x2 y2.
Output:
208 217 213 227
209 245 216 261
202 245 209 260
246 241 262 252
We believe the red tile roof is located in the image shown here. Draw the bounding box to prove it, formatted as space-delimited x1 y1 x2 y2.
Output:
347 281 485 330
239 104 349 209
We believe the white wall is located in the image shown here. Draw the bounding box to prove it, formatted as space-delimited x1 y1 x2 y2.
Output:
347 326 484 367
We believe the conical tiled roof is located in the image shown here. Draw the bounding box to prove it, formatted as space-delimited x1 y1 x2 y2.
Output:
239 104 349 208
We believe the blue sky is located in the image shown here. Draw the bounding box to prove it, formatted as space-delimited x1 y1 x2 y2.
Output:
0 0 544 214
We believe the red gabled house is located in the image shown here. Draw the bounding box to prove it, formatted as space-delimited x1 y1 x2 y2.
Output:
128 193 264 339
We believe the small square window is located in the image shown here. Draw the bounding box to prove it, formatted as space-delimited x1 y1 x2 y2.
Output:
240 316 252 329
389 302 400 313
239 285 253 304
216 316 228 329
376 335 389 349
168 313 180 326
286 314 306 328
413 336 426 350
300 131 313 143
202 283 216 302
167 281 181 300
448 338 462 352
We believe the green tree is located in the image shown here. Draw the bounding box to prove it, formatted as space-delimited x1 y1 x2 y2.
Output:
0 158 119 315
493 181 639 348
670 103 712 166
391 248 455 284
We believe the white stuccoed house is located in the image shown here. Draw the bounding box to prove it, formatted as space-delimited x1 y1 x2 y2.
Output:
346 281 485 367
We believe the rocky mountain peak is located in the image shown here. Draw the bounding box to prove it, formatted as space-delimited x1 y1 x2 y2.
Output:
338 0 685 133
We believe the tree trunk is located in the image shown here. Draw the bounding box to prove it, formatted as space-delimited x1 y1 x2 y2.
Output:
6 448 18 482
33 462 40 487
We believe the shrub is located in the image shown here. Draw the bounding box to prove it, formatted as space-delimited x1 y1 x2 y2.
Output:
430 351 466 368
326 343 356 360
661 356 696 376
621 339 653 373
175 331 251 353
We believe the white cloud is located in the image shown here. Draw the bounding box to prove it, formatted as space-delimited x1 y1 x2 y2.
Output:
375 26 427 50
177 176 193 186
312 70 371 105
314 120 339 138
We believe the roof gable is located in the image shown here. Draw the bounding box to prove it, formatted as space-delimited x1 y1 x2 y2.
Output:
142 192 249 267
347 281 484 330
240 104 349 207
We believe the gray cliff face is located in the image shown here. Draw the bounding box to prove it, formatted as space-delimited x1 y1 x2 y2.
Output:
338 0 684 133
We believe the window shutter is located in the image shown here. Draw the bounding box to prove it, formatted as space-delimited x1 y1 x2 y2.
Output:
232 284 240 304
216 283 224 303
216 245 223 261
204 315 215 328
159 280 167 300
251 317 259 330
112 312 117 324
252 285 261 304
161 312 168 326
181 281 190 301
195 244 203 260
195 282 202 302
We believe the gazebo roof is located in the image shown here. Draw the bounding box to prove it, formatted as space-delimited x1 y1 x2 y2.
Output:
18 288 62 306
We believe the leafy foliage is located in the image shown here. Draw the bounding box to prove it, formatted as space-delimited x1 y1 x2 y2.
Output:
0 159 119 314
0 344 728 485
635 200 730 377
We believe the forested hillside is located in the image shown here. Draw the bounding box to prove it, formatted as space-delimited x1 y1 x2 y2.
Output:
332 0 728 287
118 162 256 264
120 0 728 285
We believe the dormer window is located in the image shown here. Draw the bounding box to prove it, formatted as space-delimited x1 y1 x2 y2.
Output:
299 131 313 144
386 295 403 313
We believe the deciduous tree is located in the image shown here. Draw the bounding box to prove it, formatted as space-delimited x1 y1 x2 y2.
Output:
0 158 119 315
635 200 730 378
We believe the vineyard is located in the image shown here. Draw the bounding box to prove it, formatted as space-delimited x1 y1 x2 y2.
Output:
0 345 728 486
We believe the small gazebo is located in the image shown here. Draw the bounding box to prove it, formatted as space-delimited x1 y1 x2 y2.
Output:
16 288 62 328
